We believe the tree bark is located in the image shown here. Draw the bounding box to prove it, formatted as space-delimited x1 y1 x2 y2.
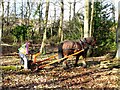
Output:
21 0 24 20
89 0 94 37
115 1 120 59
73 0 76 17
58 0 64 42
38 1 42 35
84 0 89 38
0 0 3 55
2 1 4 35
40 0 49 53
69 2 71 21
14 0 16 22
27 1 30 26
73 0 76 32
7 2 10 26
53 2 56 36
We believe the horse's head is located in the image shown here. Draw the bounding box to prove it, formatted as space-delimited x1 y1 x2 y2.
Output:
83 37 96 47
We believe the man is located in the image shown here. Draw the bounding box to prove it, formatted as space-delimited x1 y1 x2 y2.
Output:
18 40 32 70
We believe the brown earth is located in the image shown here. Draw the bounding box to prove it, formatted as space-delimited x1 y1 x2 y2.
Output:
1 45 120 89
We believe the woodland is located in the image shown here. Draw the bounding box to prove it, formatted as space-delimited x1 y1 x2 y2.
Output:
0 0 120 89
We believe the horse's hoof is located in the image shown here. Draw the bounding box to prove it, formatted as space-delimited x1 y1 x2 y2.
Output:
63 66 69 70
74 64 79 67
52 62 59 67
33 68 39 72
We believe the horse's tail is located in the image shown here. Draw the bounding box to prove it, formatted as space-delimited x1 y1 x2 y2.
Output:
58 43 64 59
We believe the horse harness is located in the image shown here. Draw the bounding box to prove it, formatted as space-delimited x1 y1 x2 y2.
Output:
62 40 87 51
79 40 84 49
62 37 94 51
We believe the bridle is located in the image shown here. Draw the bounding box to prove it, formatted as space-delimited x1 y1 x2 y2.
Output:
82 37 96 49
83 38 90 47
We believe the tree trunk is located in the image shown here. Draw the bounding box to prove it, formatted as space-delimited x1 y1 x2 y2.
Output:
115 1 120 59
0 0 3 55
54 2 56 23
53 2 56 36
1 1 4 35
50 16 53 37
13 0 17 43
14 0 16 22
69 2 71 21
38 1 42 35
73 0 76 32
21 0 24 20
27 1 30 26
73 0 76 17
58 0 64 42
20 0 24 44
84 0 89 38
89 0 94 37
69 2 72 32
7 2 10 26
40 0 49 53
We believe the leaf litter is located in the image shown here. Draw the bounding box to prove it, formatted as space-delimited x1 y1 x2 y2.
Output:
1 54 120 89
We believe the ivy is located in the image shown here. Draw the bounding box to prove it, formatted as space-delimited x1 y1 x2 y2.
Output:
11 24 32 42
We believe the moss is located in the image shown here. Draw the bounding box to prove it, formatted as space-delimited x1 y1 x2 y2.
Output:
0 65 22 71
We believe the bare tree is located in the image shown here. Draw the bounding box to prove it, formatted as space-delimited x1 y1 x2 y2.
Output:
68 1 72 32
1 1 4 35
116 1 120 59
14 0 16 22
21 0 24 21
89 0 94 37
73 0 76 31
54 2 56 22
7 1 10 26
40 0 50 53
84 0 89 38
69 2 72 21
73 0 76 17
58 0 64 42
26 0 30 25
0 0 3 55
38 1 43 34
26 0 34 26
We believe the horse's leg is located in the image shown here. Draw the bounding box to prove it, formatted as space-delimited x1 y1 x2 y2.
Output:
82 58 87 68
74 55 80 67
58 54 69 69
82 50 87 68
62 59 69 69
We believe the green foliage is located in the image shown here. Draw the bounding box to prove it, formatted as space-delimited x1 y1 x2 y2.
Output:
11 24 32 42
93 1 116 56
64 1 116 56
46 20 60 39
64 14 84 40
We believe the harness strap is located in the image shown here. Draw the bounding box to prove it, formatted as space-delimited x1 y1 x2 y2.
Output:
82 38 91 50
79 40 84 49
83 38 89 46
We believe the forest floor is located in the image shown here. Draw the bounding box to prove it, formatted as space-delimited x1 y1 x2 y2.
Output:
1 45 120 89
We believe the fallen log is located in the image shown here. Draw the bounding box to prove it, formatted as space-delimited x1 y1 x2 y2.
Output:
99 60 120 69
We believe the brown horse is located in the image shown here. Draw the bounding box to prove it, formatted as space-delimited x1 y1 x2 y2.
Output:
58 37 96 68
